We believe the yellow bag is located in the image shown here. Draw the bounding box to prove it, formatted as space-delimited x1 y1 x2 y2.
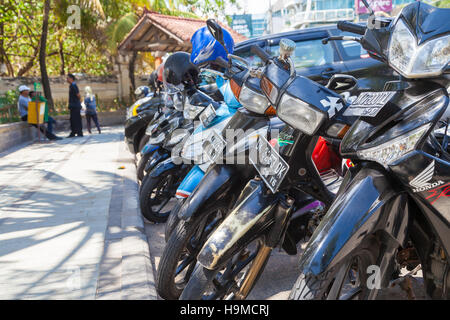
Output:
27 100 45 124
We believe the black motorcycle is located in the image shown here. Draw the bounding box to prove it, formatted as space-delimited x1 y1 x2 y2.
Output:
290 1 450 300
124 73 164 154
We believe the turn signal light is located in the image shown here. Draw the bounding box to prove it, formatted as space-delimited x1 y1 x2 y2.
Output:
230 79 242 101
260 76 278 104
264 105 277 116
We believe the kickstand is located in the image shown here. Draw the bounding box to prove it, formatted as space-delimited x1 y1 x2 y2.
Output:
389 264 421 300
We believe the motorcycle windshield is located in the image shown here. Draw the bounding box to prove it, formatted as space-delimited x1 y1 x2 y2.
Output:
216 76 241 109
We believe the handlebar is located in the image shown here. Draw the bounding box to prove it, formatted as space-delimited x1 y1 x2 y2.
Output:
214 56 229 69
337 21 366 36
251 45 271 63
322 36 361 45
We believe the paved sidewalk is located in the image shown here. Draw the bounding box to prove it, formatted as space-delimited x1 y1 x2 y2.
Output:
0 126 156 299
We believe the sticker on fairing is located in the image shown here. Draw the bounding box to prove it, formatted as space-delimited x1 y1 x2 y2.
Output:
344 91 396 117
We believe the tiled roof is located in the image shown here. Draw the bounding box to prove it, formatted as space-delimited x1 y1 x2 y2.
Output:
146 12 248 43
118 11 248 53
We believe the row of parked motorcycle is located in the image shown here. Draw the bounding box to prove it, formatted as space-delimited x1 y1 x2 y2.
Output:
124 1 450 300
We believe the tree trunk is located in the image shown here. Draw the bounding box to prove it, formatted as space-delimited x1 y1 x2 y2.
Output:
39 0 54 111
128 51 137 96
58 39 65 75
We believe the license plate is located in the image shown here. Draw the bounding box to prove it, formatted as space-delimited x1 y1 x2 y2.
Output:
344 91 396 117
249 135 289 193
199 104 217 127
202 129 226 164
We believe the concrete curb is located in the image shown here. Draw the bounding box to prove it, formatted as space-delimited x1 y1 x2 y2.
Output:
96 134 156 300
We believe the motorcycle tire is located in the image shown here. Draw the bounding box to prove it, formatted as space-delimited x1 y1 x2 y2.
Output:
139 173 175 223
289 238 379 300
138 134 150 154
164 199 184 242
156 201 228 300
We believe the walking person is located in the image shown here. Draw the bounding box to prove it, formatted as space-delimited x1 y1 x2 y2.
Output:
84 86 101 134
67 73 83 137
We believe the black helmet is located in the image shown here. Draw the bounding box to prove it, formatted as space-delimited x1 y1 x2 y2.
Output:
163 52 199 92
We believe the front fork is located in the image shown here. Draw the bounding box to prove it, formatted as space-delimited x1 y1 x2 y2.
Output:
235 195 295 300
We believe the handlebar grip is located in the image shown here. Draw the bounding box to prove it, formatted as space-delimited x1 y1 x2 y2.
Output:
337 21 366 36
215 56 229 69
251 45 270 63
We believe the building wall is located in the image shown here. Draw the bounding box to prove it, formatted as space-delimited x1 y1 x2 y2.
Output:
0 75 148 107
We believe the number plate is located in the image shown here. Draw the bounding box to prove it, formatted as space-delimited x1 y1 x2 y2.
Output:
249 135 289 193
344 91 396 117
202 129 226 164
199 104 217 127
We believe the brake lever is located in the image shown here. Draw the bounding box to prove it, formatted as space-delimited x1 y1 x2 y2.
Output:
322 36 361 45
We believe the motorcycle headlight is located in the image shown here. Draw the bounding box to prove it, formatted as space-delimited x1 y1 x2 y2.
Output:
239 84 270 114
389 19 450 78
277 94 326 135
165 129 188 147
357 124 431 167
183 103 204 120
173 92 184 111
146 123 158 135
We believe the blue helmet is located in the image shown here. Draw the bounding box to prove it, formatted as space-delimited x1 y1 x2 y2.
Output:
190 26 234 67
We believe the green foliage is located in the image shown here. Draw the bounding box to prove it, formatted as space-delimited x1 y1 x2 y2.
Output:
435 0 450 8
0 0 239 78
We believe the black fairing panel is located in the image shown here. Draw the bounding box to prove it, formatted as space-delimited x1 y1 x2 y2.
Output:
299 164 408 276
340 82 447 157
177 165 238 220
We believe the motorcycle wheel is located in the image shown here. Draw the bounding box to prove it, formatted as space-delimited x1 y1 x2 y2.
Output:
179 237 269 300
289 239 379 300
138 134 150 154
156 201 227 300
137 152 151 182
139 173 177 223
164 199 184 242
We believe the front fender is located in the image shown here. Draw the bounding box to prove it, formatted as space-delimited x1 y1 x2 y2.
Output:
149 158 181 178
299 164 409 276
197 178 278 270
177 165 237 220
141 144 159 156
144 148 169 173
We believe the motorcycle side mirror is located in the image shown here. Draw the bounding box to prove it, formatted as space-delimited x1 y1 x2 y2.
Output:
361 0 374 15
326 74 358 92
206 19 227 54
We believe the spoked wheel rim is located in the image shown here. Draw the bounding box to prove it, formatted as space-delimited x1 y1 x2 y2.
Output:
173 208 225 290
200 238 264 300
148 174 178 219
324 251 373 300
